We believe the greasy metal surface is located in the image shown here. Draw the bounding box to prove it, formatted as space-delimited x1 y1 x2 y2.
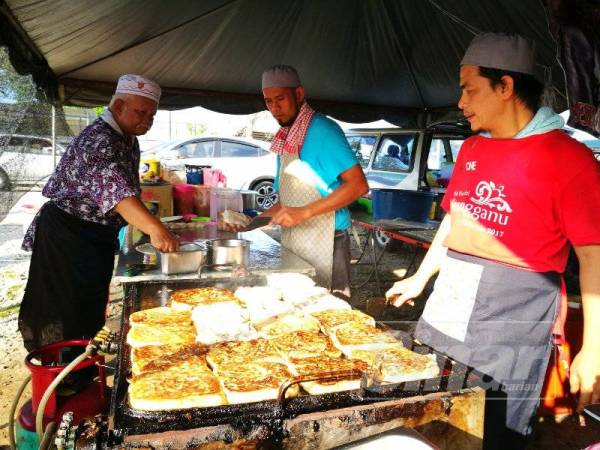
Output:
110 278 477 440
114 226 315 283
276 370 367 405
281 388 485 450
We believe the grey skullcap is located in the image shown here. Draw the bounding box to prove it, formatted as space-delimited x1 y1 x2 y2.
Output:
461 33 536 75
262 65 302 89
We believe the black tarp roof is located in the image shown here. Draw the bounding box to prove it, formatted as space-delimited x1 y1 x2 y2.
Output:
0 0 567 126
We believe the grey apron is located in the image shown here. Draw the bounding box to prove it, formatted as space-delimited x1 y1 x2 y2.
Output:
278 152 336 288
415 250 560 436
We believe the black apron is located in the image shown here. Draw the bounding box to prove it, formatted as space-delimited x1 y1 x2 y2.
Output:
415 250 560 442
19 202 118 351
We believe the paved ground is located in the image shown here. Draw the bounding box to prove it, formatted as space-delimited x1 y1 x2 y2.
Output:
0 191 597 449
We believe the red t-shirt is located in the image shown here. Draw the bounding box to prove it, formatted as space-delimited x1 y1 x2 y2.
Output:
441 130 600 273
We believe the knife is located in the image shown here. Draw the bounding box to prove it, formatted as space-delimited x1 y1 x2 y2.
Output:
242 215 272 232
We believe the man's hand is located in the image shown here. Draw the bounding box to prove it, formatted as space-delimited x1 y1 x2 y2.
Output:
270 206 311 227
572 244 600 411
570 348 600 411
385 274 428 307
149 226 179 253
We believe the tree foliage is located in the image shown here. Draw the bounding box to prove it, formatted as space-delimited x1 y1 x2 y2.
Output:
0 47 37 103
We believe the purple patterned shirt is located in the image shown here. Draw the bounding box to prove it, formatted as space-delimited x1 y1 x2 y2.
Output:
22 116 140 250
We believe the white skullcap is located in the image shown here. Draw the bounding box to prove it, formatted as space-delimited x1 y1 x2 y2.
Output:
115 74 161 103
461 33 536 76
262 65 302 90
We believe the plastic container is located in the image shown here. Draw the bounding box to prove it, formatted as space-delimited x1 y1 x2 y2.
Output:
185 164 211 185
210 188 243 222
371 189 435 222
172 184 196 215
203 168 227 187
193 185 212 217
140 159 161 181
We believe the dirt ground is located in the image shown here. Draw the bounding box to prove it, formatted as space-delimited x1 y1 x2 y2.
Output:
0 225 598 449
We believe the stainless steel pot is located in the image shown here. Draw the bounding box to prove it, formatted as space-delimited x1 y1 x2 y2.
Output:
206 238 250 266
239 190 258 211
159 243 207 274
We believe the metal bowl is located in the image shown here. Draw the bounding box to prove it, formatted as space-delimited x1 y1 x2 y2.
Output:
206 238 250 266
159 243 207 274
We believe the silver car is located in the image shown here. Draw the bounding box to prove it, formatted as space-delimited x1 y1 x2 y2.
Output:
0 134 66 190
143 136 278 209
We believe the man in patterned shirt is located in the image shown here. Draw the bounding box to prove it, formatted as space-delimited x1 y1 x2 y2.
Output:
19 74 178 351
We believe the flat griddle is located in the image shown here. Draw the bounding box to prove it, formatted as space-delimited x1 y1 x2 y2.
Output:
110 277 477 439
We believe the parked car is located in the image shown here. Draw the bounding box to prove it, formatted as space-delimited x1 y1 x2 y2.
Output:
0 134 66 190
143 136 278 210
345 121 472 190
345 122 472 246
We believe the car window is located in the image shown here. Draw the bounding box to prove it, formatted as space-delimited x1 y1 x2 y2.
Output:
427 138 465 170
220 141 259 157
346 135 376 168
371 134 417 172
191 140 215 158
172 143 196 158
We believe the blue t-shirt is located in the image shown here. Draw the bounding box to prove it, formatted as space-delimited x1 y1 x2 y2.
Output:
274 114 359 230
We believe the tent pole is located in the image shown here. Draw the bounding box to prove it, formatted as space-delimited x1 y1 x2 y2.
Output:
52 105 56 169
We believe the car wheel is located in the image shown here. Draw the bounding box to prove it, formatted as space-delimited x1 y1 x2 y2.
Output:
373 229 400 250
252 180 278 210
0 168 11 191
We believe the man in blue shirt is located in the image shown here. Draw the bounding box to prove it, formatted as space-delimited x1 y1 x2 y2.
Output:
261 65 368 296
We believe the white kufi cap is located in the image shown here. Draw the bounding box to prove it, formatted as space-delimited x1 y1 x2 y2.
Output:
115 74 161 103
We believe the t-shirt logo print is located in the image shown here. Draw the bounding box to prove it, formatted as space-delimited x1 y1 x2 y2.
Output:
470 181 513 213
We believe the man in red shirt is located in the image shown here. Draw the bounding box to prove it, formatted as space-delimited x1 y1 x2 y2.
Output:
387 33 600 448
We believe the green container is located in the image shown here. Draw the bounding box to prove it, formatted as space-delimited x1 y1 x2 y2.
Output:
15 423 38 450
357 197 373 215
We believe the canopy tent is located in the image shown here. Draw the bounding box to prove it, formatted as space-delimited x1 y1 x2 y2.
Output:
0 0 574 127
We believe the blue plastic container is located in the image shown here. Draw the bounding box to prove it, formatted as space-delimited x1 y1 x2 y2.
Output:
185 164 211 185
371 189 435 222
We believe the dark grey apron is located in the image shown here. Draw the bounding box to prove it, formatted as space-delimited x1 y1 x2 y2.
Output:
415 249 560 436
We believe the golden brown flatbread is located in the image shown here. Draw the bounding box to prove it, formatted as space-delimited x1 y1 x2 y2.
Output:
271 331 341 360
288 356 369 395
129 306 192 328
128 359 225 410
349 346 440 383
330 322 400 354
206 338 282 373
311 309 376 334
131 343 209 376
169 287 241 310
126 322 196 348
217 361 297 404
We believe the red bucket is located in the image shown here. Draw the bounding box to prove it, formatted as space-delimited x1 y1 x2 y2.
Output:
24 339 106 420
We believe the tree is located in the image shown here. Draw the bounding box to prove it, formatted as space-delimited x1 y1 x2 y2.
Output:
0 47 38 103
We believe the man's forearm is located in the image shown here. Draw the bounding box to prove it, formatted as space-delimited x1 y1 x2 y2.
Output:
575 245 600 354
114 196 163 235
261 201 282 217
413 214 451 282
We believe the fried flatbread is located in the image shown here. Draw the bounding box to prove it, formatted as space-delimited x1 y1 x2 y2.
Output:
129 306 192 328
257 313 321 338
131 343 209 376
311 309 376 334
126 322 196 348
128 359 225 410
330 322 400 354
271 331 341 360
217 361 297 404
288 356 369 395
206 338 283 373
169 287 241 310
349 346 440 383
